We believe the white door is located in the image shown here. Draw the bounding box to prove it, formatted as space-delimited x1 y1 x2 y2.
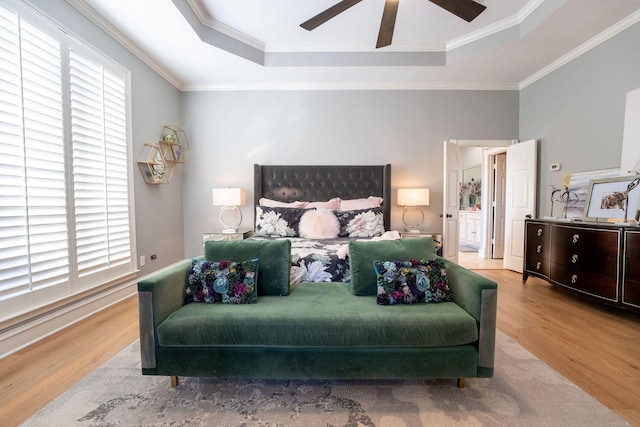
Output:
442 140 460 263
503 140 538 272
492 152 507 258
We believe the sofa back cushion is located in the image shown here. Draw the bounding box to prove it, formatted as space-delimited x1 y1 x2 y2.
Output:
349 237 436 296
204 239 291 296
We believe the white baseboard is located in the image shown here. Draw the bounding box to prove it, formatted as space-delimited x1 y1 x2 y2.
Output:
0 281 137 360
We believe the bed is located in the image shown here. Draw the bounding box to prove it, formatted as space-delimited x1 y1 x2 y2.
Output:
251 164 393 283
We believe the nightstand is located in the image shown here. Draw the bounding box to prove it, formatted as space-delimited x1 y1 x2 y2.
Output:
203 230 253 245
399 231 443 256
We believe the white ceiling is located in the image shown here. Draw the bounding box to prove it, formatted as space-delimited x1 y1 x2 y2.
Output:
69 0 640 91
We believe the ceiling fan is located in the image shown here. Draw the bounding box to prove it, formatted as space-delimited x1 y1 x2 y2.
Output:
300 0 487 49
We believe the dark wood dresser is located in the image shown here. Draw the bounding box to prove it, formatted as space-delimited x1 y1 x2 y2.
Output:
524 219 640 312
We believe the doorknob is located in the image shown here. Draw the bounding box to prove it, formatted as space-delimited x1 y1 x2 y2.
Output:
525 214 532 219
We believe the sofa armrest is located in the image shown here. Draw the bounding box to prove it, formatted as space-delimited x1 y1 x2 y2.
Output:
137 258 192 372
442 258 498 376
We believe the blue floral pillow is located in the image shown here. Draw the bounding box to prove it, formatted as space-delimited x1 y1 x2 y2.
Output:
186 259 259 304
334 207 385 237
255 206 314 237
373 259 452 305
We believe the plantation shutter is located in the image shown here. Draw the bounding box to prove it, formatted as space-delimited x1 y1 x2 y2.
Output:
70 46 131 287
0 6 69 302
0 1 134 320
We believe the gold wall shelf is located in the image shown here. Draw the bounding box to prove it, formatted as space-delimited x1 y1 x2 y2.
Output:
137 143 174 185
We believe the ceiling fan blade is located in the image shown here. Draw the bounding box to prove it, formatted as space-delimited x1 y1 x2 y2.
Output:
376 0 399 48
300 0 363 31
428 0 486 22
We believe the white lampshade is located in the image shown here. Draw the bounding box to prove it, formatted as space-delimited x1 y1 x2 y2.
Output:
397 188 430 206
212 188 245 206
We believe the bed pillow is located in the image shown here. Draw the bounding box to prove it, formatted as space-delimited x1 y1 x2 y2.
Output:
334 207 385 237
185 258 259 304
299 208 341 239
307 197 340 210
373 259 451 305
259 198 309 208
254 206 312 237
204 239 291 296
339 196 383 211
349 237 437 296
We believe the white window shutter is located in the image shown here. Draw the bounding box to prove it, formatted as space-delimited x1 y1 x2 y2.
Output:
0 8 69 301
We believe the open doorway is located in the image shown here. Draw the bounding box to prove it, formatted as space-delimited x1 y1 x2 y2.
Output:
457 144 508 270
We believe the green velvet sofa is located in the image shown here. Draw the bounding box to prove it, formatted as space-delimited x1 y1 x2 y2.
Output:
138 237 498 387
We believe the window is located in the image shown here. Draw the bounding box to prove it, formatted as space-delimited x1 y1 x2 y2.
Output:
0 1 134 321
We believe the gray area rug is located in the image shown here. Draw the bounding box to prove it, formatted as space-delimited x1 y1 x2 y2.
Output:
23 330 627 427
458 245 479 253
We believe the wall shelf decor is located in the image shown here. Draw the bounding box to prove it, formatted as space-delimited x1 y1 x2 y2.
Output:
160 125 188 164
137 126 188 185
137 143 174 184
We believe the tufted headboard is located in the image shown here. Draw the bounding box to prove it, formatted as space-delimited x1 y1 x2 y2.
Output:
254 164 392 230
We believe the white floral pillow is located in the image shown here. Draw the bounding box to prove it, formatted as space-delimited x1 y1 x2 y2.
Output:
255 206 313 237
334 207 385 237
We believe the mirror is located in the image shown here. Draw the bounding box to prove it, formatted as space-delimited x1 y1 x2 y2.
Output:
460 165 481 209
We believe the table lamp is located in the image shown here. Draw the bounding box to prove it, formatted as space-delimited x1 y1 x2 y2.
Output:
397 188 430 233
212 188 246 233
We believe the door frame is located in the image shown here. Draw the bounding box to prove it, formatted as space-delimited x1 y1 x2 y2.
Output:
444 139 516 263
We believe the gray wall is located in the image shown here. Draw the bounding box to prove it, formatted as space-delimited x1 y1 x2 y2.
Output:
181 90 519 257
520 21 640 218
31 0 185 276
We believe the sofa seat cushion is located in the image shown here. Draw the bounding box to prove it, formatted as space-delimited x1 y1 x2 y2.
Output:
157 282 478 348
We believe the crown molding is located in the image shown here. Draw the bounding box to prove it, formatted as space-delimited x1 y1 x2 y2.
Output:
519 9 640 89
186 0 264 50
181 81 519 92
65 0 183 90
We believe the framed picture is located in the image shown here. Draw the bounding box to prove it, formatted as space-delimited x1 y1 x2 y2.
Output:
583 176 640 222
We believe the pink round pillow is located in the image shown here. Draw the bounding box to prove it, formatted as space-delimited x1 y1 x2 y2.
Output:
299 209 340 239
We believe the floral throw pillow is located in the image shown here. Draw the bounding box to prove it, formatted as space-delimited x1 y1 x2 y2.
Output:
186 258 259 304
255 206 313 237
334 207 385 237
373 259 452 305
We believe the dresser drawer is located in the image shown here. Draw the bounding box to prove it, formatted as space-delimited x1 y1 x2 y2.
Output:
551 226 619 251
550 263 618 301
525 256 549 277
526 223 549 244
550 244 618 277
625 231 640 259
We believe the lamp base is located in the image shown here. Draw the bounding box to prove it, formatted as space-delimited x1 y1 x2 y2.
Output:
402 206 424 233
219 205 242 234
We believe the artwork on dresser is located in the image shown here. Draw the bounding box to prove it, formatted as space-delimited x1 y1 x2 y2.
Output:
621 87 640 174
583 175 640 222
565 168 620 218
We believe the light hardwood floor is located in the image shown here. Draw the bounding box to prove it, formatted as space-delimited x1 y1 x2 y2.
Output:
2 268 640 426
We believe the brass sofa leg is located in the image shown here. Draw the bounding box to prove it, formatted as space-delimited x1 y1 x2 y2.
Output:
457 378 465 388
170 376 179 387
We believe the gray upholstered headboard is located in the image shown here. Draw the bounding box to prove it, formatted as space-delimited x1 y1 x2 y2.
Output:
254 164 392 230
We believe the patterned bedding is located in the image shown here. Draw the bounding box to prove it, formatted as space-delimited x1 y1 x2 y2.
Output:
250 236 355 283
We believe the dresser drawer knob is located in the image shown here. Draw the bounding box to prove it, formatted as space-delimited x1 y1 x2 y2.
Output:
571 254 578 264
572 234 580 243
537 228 543 237
536 245 542 253
536 261 542 270
571 274 578 284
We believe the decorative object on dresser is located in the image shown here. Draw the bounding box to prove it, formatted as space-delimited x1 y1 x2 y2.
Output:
583 175 640 223
212 188 246 233
523 218 640 312
397 187 430 233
